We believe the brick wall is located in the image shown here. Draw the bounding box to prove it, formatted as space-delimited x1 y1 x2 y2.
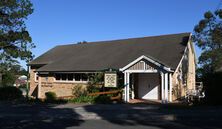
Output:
39 75 88 98
29 67 88 98
172 40 196 101
29 66 39 97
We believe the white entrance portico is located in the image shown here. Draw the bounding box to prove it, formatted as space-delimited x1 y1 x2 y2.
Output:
120 55 173 103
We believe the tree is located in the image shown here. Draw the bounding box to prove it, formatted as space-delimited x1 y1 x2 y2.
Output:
193 9 222 104
0 61 26 86
77 41 87 44
2 71 16 86
193 9 222 74
0 0 35 68
0 0 34 86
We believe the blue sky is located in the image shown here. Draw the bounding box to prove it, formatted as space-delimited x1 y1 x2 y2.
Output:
21 0 221 68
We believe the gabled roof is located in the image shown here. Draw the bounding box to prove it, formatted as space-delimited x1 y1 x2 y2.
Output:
119 55 172 72
29 32 191 72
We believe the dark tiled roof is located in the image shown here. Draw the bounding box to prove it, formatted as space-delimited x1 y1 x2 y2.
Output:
29 32 191 72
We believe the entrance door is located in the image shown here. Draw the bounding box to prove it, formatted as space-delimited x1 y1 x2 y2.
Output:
137 73 160 100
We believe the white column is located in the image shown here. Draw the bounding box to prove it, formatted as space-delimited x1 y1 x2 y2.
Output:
164 73 168 102
124 72 127 102
38 75 41 98
169 73 173 102
161 72 164 102
131 74 135 99
126 72 130 102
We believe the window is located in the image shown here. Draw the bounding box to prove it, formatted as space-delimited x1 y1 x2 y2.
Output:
35 72 39 82
82 73 88 81
74 74 81 81
54 73 90 82
55 74 61 80
61 74 67 81
67 74 73 81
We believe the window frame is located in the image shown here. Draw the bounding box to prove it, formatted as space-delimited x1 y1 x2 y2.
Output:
54 72 93 83
34 72 39 82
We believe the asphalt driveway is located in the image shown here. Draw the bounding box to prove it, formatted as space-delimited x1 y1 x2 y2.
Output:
0 102 222 129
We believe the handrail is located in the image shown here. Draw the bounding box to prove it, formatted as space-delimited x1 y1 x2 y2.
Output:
88 89 123 100
56 90 123 100
88 90 122 96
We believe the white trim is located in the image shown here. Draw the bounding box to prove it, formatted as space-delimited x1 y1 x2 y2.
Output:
123 72 130 102
174 46 188 73
124 72 127 102
54 72 98 74
174 33 195 73
54 73 90 83
169 73 172 102
131 74 135 99
54 80 88 84
126 72 130 102
161 72 164 101
124 70 158 73
34 72 39 82
119 55 172 72
164 73 168 102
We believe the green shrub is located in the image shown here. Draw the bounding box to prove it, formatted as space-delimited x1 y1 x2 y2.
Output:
87 85 100 93
45 92 57 102
72 85 88 98
69 95 112 104
2 72 16 86
88 73 104 85
87 73 104 93
69 95 96 104
0 86 23 100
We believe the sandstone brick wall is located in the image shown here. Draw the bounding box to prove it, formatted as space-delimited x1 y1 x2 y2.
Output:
29 66 39 97
187 41 196 90
39 75 88 98
29 69 88 98
172 40 196 101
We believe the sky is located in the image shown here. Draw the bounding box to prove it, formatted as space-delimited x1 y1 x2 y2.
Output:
20 0 221 68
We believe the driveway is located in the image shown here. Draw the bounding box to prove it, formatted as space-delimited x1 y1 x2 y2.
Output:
0 103 222 129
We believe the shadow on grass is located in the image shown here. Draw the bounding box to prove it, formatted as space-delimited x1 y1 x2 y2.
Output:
1 101 222 129
0 102 83 129
82 103 222 129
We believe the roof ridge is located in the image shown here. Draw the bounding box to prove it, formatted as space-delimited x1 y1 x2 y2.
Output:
56 32 191 47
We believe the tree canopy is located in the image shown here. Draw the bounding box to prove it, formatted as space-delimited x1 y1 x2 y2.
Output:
0 0 35 70
0 0 34 86
193 9 222 74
